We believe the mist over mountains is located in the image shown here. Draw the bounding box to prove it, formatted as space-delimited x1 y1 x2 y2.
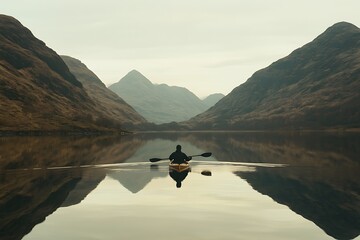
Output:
109 70 223 124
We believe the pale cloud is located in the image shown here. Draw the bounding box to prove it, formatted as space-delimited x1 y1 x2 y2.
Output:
2 0 360 97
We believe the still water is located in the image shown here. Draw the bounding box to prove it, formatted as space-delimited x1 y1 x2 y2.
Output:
0 132 359 240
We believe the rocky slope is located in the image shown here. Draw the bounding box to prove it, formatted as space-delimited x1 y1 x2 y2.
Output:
187 22 360 130
0 14 141 132
109 70 209 124
61 56 147 128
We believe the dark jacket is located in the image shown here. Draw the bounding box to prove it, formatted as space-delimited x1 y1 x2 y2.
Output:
169 150 190 164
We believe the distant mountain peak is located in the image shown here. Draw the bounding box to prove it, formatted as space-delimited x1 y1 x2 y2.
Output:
128 69 142 75
109 70 211 123
119 69 153 86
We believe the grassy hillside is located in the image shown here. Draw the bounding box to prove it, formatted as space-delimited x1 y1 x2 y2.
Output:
61 56 147 129
187 22 360 130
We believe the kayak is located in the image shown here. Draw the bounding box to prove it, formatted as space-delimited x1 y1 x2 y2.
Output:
169 162 190 172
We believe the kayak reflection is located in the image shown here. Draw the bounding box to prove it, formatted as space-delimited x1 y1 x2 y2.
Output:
169 163 191 188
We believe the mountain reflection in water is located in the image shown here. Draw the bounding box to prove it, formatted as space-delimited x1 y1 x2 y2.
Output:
0 132 359 240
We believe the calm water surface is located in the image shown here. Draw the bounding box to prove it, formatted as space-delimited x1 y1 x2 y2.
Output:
0 132 359 240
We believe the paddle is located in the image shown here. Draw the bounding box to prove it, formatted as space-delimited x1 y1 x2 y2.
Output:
149 152 212 163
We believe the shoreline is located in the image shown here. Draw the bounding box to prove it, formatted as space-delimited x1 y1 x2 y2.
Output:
0 130 132 137
1 128 359 137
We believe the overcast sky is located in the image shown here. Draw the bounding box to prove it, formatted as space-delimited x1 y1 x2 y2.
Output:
3 1 360 98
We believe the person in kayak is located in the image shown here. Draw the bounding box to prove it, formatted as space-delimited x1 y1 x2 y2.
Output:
169 145 192 164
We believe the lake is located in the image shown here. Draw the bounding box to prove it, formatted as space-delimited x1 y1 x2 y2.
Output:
0 132 359 240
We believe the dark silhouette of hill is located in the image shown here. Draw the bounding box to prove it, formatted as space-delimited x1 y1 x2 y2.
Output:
0 15 140 132
61 56 147 129
109 70 209 123
187 22 360 130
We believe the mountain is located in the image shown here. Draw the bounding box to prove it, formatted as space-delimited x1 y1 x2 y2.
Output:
187 22 360 130
202 93 225 108
0 14 139 132
61 56 147 128
109 70 209 124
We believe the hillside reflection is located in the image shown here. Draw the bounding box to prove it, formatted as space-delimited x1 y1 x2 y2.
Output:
175 132 360 239
0 135 144 169
0 132 359 240
236 166 360 240
0 135 144 240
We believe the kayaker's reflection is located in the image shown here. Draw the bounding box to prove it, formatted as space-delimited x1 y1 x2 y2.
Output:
169 166 190 188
